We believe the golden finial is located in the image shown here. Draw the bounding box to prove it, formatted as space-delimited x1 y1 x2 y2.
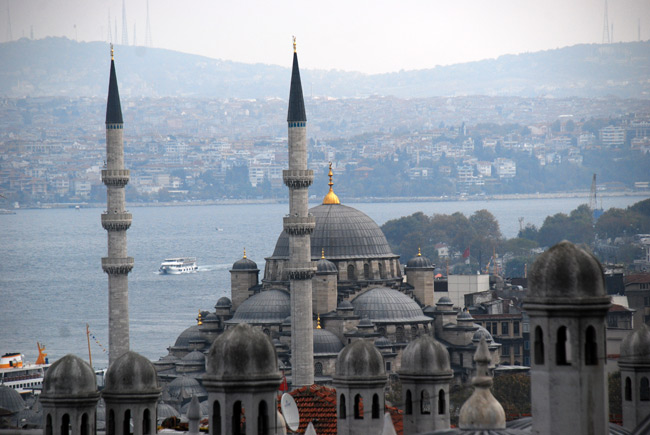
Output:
110 43 114 61
322 162 340 205
321 248 325 259
317 314 321 329
293 36 297 53
418 247 422 257
197 310 203 325
243 248 247 259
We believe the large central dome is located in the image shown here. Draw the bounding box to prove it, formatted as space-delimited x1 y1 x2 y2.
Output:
271 204 396 260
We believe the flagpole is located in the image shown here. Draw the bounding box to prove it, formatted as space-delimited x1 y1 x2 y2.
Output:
86 323 93 368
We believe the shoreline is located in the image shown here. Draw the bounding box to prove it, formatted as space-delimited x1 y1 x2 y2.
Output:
4 190 649 210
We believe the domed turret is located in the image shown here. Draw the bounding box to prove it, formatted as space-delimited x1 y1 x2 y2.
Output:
226 289 290 325
215 296 232 310
232 253 258 271
335 339 385 379
230 249 260 312
313 328 344 355
400 335 452 376
619 323 650 430
42 354 97 397
621 323 650 364
406 248 434 269
104 351 160 395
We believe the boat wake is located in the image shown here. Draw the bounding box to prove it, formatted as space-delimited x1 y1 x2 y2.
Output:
198 264 231 272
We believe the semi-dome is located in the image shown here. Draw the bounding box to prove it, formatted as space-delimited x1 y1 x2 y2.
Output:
270 204 397 260
351 287 431 323
181 350 206 363
206 323 280 381
104 351 160 394
335 339 385 379
528 241 606 299
0 386 25 413
42 354 97 397
437 296 453 306
226 289 290 324
173 325 208 349
620 323 650 364
232 256 258 270
406 251 434 269
313 328 344 355
400 335 452 376
215 297 232 309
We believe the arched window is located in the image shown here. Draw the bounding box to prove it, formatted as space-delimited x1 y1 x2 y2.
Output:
347 264 356 281
421 390 431 414
378 263 385 279
123 409 132 435
372 394 380 419
534 326 544 365
354 394 364 419
641 377 650 401
46 414 52 435
625 377 632 401
459 353 464 367
143 409 151 435
263 328 270 336
556 326 570 365
378 327 386 337
61 414 70 435
411 325 419 340
81 413 89 435
339 394 346 419
213 400 222 435
258 401 269 435
108 410 115 435
396 326 405 343
315 362 323 377
585 326 598 365
438 389 446 415
232 401 244 435
364 263 370 279
405 390 413 415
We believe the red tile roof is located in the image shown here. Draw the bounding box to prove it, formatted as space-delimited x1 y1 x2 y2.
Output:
278 384 403 435
624 273 650 285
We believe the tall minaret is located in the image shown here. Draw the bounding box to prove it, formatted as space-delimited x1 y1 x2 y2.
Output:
284 37 315 387
101 45 133 367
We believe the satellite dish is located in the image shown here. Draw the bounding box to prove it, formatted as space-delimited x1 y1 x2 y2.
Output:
281 392 300 432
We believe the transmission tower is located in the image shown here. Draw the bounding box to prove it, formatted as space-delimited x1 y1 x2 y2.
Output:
6 6 13 42
589 174 598 211
121 0 128 45
145 0 153 47
602 0 610 44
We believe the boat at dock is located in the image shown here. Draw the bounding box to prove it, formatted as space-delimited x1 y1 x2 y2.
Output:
0 343 51 395
159 257 198 274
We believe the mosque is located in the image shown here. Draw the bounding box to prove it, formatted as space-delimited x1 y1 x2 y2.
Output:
7 42 650 435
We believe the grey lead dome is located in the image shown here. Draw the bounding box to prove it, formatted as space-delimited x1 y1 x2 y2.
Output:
104 351 160 394
400 335 452 376
351 287 431 323
42 354 97 397
620 323 650 364
335 339 385 378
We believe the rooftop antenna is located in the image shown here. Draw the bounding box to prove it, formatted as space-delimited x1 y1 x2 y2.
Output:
602 0 610 44
281 393 300 432
145 0 153 47
121 0 128 45
6 5 12 42
107 9 112 43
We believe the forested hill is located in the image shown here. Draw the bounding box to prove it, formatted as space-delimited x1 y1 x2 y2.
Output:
1 37 649 99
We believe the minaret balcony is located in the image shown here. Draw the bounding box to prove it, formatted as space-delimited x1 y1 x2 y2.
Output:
286 262 316 280
102 257 134 275
102 169 130 187
283 169 314 189
101 212 132 231
283 215 316 236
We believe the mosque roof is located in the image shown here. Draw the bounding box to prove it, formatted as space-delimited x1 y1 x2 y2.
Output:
351 287 431 323
104 351 160 395
232 254 258 271
173 325 208 349
313 328 344 355
271 204 397 260
42 354 97 398
400 335 452 377
106 47 123 124
0 386 25 414
335 339 385 379
406 249 435 268
226 289 291 324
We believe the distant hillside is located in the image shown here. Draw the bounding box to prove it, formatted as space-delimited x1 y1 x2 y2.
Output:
1 37 649 99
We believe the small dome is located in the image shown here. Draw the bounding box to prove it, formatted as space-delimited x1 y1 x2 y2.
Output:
204 313 218 321
206 323 280 381
181 350 206 363
313 328 344 354
166 376 206 401
104 351 160 394
0 386 25 413
529 241 605 299
157 402 180 420
173 325 208 349
400 335 452 376
316 258 338 274
472 326 494 343
406 252 434 269
621 324 650 364
337 300 354 311
375 337 391 347
232 256 258 271
282 316 292 325
227 289 290 324
351 287 431 323
42 354 97 397
358 317 374 327
457 311 474 320
335 339 385 379
215 297 232 309
436 297 453 306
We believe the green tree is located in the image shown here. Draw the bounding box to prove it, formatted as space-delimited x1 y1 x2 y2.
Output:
492 373 531 419
469 209 502 269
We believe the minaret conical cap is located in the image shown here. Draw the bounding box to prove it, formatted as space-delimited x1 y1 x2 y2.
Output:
106 45 123 124
287 40 306 122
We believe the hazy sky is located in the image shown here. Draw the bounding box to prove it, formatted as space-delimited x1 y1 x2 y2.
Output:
3 0 649 74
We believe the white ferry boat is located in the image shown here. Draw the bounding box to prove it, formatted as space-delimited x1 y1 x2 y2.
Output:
0 344 51 395
159 257 198 274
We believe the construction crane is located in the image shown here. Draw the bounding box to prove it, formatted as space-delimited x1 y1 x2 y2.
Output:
589 173 604 220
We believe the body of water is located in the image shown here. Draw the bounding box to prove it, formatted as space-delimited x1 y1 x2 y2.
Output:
1 195 647 368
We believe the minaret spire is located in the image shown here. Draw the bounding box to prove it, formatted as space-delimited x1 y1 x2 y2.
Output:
283 37 315 388
101 46 133 367
323 162 340 205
